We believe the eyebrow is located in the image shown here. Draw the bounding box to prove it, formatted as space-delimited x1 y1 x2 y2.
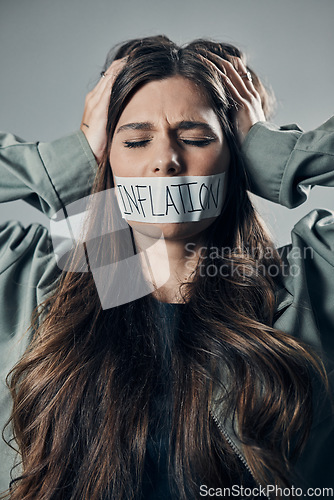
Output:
116 120 218 135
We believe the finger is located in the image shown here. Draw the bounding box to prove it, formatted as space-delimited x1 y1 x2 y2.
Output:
197 53 245 107
100 57 128 89
89 57 128 99
230 57 258 96
220 73 246 109
105 56 128 75
205 53 255 99
88 59 128 114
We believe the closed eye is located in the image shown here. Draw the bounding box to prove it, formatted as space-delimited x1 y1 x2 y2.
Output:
182 139 215 147
123 138 215 149
123 140 151 149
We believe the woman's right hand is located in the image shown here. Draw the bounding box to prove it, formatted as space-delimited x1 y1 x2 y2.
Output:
80 57 127 163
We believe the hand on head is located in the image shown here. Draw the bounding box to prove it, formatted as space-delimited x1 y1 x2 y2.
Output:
80 57 127 162
199 53 266 144
80 45 267 162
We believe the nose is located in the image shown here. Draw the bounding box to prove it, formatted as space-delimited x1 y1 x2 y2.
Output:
151 139 183 176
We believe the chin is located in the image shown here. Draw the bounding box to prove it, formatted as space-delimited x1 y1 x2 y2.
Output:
128 218 216 242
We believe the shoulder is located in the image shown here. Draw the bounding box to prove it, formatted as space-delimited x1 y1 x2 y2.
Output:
274 208 334 355
0 220 60 379
0 220 60 316
0 220 54 273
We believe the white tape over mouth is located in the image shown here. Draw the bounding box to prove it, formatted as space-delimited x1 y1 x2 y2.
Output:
114 172 226 223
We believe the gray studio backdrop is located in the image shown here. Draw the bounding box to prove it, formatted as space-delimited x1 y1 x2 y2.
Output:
0 0 333 247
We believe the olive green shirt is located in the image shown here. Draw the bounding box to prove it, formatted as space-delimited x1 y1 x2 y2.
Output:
0 119 333 492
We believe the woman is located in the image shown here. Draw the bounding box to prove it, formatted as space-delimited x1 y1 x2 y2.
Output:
0 35 333 499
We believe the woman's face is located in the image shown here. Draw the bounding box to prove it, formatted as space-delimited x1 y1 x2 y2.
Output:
109 75 230 241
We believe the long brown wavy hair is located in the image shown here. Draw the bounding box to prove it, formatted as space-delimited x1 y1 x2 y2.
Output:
2 36 328 499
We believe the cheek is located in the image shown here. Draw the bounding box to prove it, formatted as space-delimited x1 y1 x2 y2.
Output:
219 147 230 172
188 147 230 176
109 147 134 176
213 144 231 173
109 146 118 170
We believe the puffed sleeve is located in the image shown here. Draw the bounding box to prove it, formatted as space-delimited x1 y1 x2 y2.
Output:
0 131 97 490
242 118 334 489
0 130 96 214
0 129 97 351
241 117 334 352
241 117 334 208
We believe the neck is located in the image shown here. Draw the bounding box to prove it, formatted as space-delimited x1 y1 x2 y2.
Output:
132 228 206 304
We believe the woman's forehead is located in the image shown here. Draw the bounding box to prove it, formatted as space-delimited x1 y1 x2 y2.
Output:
116 76 222 134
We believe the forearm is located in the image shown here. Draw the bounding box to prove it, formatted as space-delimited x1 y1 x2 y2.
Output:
241 117 334 208
0 130 97 217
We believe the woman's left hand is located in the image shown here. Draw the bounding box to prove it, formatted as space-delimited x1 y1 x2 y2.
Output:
200 53 266 144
